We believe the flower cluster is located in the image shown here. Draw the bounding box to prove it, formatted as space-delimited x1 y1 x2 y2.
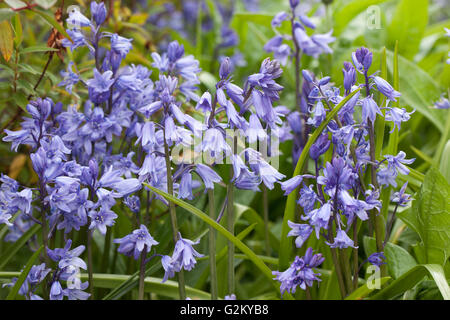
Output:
264 0 335 65
273 247 324 296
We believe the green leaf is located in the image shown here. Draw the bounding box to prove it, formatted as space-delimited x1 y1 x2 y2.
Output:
13 13 22 47
371 264 450 300
4 0 27 9
333 0 389 36
387 0 429 59
20 46 59 54
0 224 40 270
385 50 445 133
235 203 280 251
345 277 391 300
364 236 418 279
6 246 43 300
439 140 450 183
0 9 15 23
0 20 14 62
397 167 450 265
279 88 361 270
34 0 57 10
32 9 72 43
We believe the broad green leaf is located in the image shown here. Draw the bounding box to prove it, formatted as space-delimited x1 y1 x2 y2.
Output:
385 50 445 133
235 203 280 250
397 167 450 265
439 140 450 183
0 9 15 23
4 0 27 9
345 277 391 300
333 0 389 36
371 264 450 300
13 13 22 47
34 0 57 10
387 0 429 59
0 21 14 62
198 71 217 93
364 236 418 279
279 88 361 270
20 46 59 54
0 224 40 270
6 246 43 300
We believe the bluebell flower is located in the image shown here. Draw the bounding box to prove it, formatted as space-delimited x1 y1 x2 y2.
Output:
66 7 92 27
195 164 222 190
47 239 87 270
326 229 357 249
0 212 12 226
367 252 386 267
87 69 114 103
377 166 398 187
372 76 401 101
114 224 159 260
384 151 415 176
171 233 204 271
264 36 291 66
299 14 316 29
200 127 231 158
178 171 194 200
280 175 312 196
224 294 236 300
287 221 313 248
88 207 118 235
246 114 267 143
50 281 64 300
434 96 450 109
161 255 177 282
5 263 51 299
308 202 332 238
161 233 204 282
317 157 356 197
271 12 288 28
112 178 141 197
309 133 331 160
272 247 324 296
110 33 133 59
352 47 372 72
58 62 79 93
391 182 413 207
361 95 382 124
64 281 90 300
90 1 107 26
298 185 318 214
385 107 414 132
219 57 231 80
342 61 356 93
307 101 326 127
196 92 212 113
123 195 141 213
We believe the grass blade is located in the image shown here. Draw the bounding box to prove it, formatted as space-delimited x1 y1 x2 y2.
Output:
5 245 43 300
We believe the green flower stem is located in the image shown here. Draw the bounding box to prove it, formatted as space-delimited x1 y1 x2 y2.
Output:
163 131 186 300
226 169 235 295
87 228 94 299
208 189 218 299
340 248 353 293
262 184 271 256
138 245 147 300
352 221 359 290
